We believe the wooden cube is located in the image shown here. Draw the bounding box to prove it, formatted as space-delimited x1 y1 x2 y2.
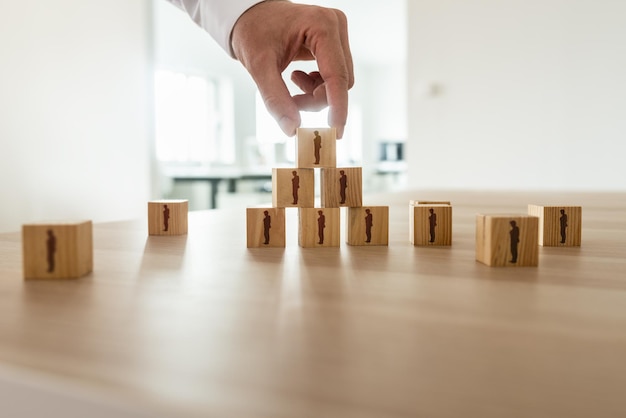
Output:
476 214 539 267
320 167 362 208
296 127 336 168
22 221 93 279
298 208 340 248
409 201 452 246
246 207 286 248
346 206 389 246
528 205 582 246
411 200 451 206
148 200 188 236
272 168 315 208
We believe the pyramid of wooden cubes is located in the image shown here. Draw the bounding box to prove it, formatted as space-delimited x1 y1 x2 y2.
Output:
247 127 389 248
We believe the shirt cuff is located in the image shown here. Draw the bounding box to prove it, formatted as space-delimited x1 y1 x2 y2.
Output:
176 0 264 58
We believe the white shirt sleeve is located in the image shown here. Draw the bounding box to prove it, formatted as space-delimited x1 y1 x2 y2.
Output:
166 0 263 57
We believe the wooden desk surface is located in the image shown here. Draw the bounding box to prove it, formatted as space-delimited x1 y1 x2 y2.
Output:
1 191 625 417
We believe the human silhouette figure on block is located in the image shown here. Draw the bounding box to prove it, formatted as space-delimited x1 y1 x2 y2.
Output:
560 209 568 244
509 220 520 263
317 210 326 244
428 208 437 243
313 130 322 165
291 170 300 205
365 209 373 243
163 204 170 232
339 170 348 204
263 210 271 245
46 229 57 273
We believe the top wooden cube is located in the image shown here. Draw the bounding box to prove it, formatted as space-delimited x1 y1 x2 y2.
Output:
296 127 336 168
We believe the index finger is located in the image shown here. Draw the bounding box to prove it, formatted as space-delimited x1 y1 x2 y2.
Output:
308 10 353 137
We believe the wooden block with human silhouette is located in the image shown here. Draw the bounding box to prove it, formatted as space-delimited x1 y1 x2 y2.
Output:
409 201 452 246
148 200 188 236
296 127 336 168
246 207 286 248
272 168 315 208
528 205 582 246
346 206 389 246
476 214 539 267
22 220 93 279
298 207 340 247
320 167 362 208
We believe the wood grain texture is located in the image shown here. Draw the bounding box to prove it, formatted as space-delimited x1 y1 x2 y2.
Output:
272 168 315 208
410 203 452 246
148 200 188 236
320 167 363 208
528 204 582 246
476 214 539 266
298 207 340 247
296 127 336 168
22 221 92 279
410 200 451 205
1 190 626 418
246 207 286 248
346 206 389 246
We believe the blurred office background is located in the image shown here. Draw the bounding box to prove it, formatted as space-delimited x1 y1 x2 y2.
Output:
1 0 625 232
151 0 407 211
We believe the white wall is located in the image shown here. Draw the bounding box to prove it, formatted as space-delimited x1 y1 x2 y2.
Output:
0 1 152 232
408 0 626 190
354 64 407 179
152 0 257 167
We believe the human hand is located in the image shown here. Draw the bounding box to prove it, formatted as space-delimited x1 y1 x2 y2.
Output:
231 1 354 138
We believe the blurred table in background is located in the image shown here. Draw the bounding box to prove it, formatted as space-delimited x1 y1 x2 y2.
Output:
165 165 273 209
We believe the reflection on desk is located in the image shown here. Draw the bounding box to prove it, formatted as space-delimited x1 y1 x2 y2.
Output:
0 190 625 417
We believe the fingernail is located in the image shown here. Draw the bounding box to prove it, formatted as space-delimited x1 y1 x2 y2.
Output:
279 116 298 137
336 126 344 139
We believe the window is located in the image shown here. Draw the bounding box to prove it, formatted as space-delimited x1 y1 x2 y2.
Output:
154 70 234 164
